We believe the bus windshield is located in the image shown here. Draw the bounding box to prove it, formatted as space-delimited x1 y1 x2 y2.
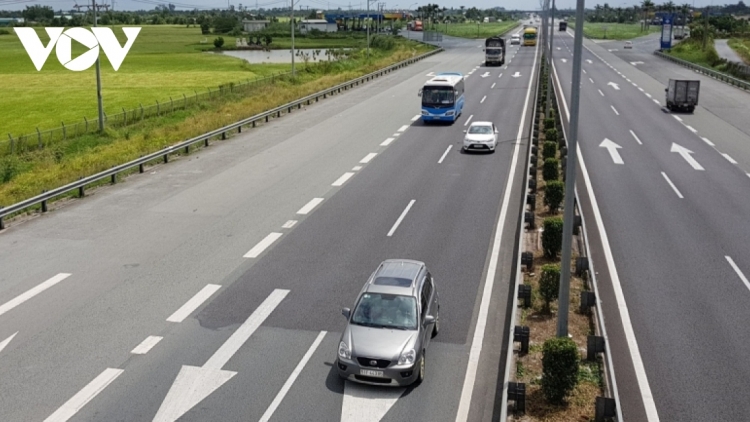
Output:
523 32 536 40
422 86 454 107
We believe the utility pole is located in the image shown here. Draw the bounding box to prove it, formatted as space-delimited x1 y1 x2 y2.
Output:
546 0 556 118
291 0 295 75
93 0 104 132
556 0 586 338
366 0 371 59
702 6 709 51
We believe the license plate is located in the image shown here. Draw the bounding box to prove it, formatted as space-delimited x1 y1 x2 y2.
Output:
360 369 384 377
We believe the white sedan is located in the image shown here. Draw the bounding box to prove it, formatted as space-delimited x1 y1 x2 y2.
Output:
463 122 498 152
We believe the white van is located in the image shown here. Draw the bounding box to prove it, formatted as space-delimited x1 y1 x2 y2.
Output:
510 34 521 45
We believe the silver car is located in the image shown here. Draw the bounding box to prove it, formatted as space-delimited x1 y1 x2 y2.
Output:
336 259 440 386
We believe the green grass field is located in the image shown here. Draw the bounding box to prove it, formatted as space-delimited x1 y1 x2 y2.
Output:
728 38 750 64
0 25 365 138
432 21 518 39
568 22 661 40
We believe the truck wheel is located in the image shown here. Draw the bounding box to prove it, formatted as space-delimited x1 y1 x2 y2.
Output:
688 106 695 113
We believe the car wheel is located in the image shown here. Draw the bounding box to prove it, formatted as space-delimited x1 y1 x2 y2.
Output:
415 351 426 385
432 306 440 337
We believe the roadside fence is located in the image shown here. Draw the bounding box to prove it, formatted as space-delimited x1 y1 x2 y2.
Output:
654 50 750 91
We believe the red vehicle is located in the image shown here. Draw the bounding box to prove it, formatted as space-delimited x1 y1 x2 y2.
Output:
413 20 423 31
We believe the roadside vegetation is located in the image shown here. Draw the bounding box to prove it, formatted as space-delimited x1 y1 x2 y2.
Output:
568 21 660 40
0 25 372 138
508 57 605 421
727 38 750 64
0 36 432 208
666 34 750 81
434 21 518 39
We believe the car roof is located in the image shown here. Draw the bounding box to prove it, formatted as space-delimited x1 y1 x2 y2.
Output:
364 259 425 296
470 121 493 126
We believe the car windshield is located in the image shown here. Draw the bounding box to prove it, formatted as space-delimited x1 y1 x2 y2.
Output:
422 86 454 107
351 293 418 330
468 125 493 134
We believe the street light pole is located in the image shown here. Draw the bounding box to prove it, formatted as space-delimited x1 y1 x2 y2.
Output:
367 0 371 59
291 0 295 75
546 0 556 118
93 0 104 132
556 0 586 338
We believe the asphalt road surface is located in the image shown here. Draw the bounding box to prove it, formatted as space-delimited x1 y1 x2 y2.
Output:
550 26 750 422
0 31 537 422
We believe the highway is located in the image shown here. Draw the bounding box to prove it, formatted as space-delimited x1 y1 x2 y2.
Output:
551 26 750 422
0 31 536 422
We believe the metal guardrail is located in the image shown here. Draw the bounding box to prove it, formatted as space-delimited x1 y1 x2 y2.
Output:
0 47 443 226
654 49 750 91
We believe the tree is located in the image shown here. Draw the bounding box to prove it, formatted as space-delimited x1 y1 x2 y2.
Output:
22 5 54 22
213 36 224 48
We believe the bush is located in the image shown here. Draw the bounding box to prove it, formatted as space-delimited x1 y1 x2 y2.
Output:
201 22 210 34
544 117 555 130
539 264 560 312
0 29 10 35
370 35 395 50
542 217 563 259
542 141 557 159
542 337 580 404
213 36 224 48
545 128 558 144
213 15 239 34
543 157 559 181
544 180 564 212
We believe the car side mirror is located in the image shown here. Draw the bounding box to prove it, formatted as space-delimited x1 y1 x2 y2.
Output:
494 129 498 133
341 307 351 319
664 88 668 92
424 315 435 325
417 88 422 97
463 129 467 133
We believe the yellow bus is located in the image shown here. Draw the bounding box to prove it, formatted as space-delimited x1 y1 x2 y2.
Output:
523 27 537 46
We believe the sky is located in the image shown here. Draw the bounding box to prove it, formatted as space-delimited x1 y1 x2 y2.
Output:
0 0 729 13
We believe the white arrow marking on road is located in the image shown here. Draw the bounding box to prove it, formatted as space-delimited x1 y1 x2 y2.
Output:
425 72 435 77
512 72 521 78
630 61 644 66
153 289 289 422
608 48 619 51
561 58 567 63
341 381 405 422
600 138 624 164
480 72 490 78
556 47 561 50
670 143 704 170
586 59 593 64
0 332 17 354
607 82 620 90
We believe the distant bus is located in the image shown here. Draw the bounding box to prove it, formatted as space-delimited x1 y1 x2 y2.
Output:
523 27 537 46
419 72 465 123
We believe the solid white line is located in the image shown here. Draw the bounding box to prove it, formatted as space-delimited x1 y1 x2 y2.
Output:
491 82 496 89
722 153 738 164
630 130 643 145
259 331 327 422
611 105 619 115
747 173 750 178
411 114 420 121
332 172 354 187
244 232 283 258
589 77 594 83
352 166 362 171
297 197 324 215
673 115 683 122
552 58 660 422
726 256 750 293
167 284 222 322
0 331 17 353
397 125 409 132
282 220 297 229
701 137 715 146
598 89 604 96
387 200 415 237
661 172 684 198
438 145 452 164
381 137 395 146
685 125 697 133
0 273 71 317
480 95 487 104
43 368 124 422
457 40 537 422
131 336 163 355
464 115 473 126
359 153 377 164
204 289 289 370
